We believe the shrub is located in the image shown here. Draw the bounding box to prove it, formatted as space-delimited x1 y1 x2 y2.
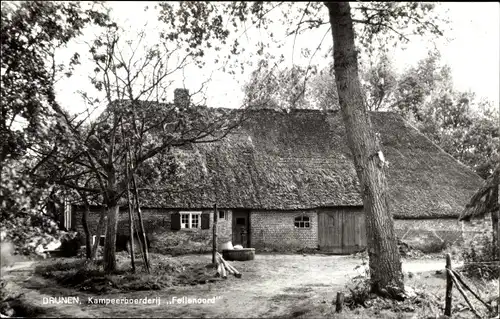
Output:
149 230 211 256
461 236 499 280
421 240 449 254
59 232 81 257
0 242 15 269
344 256 373 309
1 278 47 317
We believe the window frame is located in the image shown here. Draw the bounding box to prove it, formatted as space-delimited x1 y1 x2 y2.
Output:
180 211 202 229
294 215 311 229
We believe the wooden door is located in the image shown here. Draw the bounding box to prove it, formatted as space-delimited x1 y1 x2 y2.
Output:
342 210 367 253
318 208 366 254
318 211 343 253
232 210 250 247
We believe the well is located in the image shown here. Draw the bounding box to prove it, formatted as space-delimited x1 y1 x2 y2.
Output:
222 248 255 261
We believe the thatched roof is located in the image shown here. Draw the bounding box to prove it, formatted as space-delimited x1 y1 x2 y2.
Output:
136 108 483 218
459 163 499 221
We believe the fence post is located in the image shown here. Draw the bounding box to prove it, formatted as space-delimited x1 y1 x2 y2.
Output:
444 253 453 317
335 292 344 313
212 204 217 264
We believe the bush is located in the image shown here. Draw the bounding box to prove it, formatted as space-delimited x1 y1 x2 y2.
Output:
59 232 81 257
461 236 499 280
345 275 372 309
344 257 373 309
421 240 449 254
36 259 120 293
0 242 15 268
1 279 47 317
76 245 104 258
149 230 211 256
397 240 425 258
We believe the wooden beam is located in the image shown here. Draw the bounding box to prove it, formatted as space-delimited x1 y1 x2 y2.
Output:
444 253 452 317
212 204 217 264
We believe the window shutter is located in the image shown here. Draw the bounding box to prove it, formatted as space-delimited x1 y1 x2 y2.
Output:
201 212 210 229
171 212 181 230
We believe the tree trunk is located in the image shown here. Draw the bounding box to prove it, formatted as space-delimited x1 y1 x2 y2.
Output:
126 189 136 272
104 204 119 273
325 2 405 298
91 207 107 260
213 204 217 264
82 206 92 259
77 191 93 260
492 210 499 258
125 145 136 272
131 170 150 273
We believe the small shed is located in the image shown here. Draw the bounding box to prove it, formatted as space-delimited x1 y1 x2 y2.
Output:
459 164 499 249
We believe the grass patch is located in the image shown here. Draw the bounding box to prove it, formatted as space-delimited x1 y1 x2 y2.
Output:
338 258 499 318
35 253 217 293
1 296 47 318
461 237 499 281
1 280 47 318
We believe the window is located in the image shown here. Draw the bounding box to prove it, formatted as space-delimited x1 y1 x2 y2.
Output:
219 210 225 219
181 214 189 228
294 215 310 228
192 214 200 228
180 211 202 229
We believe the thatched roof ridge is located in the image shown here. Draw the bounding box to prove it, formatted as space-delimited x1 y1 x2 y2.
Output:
459 163 499 221
134 107 483 218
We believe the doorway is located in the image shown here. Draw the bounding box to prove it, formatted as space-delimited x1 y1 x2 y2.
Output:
232 209 250 247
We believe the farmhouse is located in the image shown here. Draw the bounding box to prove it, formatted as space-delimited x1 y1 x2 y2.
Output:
65 100 487 254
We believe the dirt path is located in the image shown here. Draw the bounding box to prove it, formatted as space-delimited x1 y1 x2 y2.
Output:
3 254 451 318
2 262 103 318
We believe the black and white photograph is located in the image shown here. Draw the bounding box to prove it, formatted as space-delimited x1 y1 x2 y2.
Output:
1 1 499 318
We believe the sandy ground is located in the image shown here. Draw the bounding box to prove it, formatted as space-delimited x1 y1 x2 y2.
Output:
2 254 456 318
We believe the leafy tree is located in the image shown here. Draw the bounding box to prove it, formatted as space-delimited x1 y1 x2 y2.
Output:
0 1 110 255
0 1 110 167
368 50 499 179
309 63 340 111
360 52 398 111
417 93 499 179
325 2 406 298
243 60 339 110
40 25 243 272
243 60 311 110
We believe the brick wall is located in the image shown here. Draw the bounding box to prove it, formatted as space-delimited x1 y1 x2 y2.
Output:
72 205 232 254
250 210 318 251
394 218 464 251
461 216 493 249
394 217 493 252
73 205 492 254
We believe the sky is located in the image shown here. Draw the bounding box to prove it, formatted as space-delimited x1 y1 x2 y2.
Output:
55 2 500 116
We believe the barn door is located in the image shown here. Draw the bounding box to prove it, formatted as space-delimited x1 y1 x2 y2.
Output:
342 210 367 253
318 208 366 254
318 211 343 253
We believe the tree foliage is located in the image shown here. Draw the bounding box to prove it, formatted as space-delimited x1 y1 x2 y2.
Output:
36 21 244 271
363 50 499 179
243 60 339 111
0 1 111 255
0 1 110 164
